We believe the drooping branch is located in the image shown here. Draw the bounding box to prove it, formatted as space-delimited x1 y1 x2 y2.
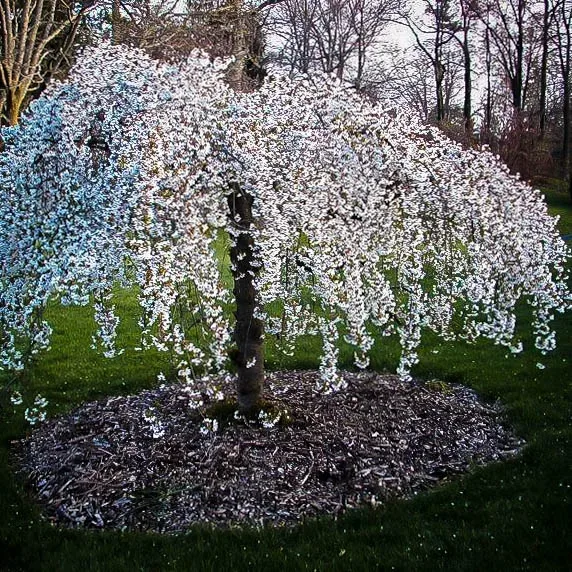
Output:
0 44 570 411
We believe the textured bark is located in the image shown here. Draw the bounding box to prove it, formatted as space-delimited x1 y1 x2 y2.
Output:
462 40 471 132
111 0 123 45
0 0 88 125
5 89 24 126
227 184 265 412
483 22 492 141
556 0 571 183
539 0 550 134
563 79 570 169
457 0 473 134
513 0 525 110
435 60 445 122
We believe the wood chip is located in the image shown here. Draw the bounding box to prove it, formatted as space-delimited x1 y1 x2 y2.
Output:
14 371 523 533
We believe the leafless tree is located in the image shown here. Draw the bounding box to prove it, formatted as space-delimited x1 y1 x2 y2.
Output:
551 0 572 191
267 0 398 84
109 0 270 88
0 0 96 125
109 0 207 59
375 50 435 119
397 0 461 123
473 0 542 112
314 0 354 77
349 0 399 87
363 45 461 123
268 0 319 72
451 0 475 132
537 0 556 133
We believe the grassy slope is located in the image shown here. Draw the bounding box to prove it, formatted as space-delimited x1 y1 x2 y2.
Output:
541 185 572 235
0 188 571 572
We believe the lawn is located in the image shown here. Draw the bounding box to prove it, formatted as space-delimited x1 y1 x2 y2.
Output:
0 186 571 571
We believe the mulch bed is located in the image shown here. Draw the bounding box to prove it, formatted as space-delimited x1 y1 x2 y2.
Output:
16 371 523 533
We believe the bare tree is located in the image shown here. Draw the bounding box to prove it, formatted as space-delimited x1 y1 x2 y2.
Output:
0 0 95 125
268 0 398 83
362 45 461 124
106 1 270 89
373 50 435 119
269 0 319 72
538 0 556 133
397 0 462 123
552 0 572 192
349 0 398 88
453 0 475 132
313 0 353 76
483 33 491 130
474 0 542 112
109 0 206 58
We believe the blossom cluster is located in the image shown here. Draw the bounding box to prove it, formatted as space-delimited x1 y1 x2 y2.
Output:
0 43 569 397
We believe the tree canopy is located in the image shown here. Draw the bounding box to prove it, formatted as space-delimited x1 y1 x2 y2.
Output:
0 44 570 410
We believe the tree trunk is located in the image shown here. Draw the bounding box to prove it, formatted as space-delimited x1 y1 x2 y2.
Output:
227 184 265 412
355 38 365 89
434 4 445 123
513 0 525 110
539 0 550 134
462 38 472 133
564 76 570 187
4 89 24 126
484 22 492 141
435 61 445 122
560 2 571 188
111 0 122 45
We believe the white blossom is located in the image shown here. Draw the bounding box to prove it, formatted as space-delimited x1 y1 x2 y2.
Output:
142 408 165 439
199 417 219 436
258 408 284 429
23 394 48 425
0 43 569 400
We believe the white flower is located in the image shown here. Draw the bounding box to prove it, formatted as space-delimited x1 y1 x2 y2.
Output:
199 417 219 436
24 395 48 425
0 42 569 400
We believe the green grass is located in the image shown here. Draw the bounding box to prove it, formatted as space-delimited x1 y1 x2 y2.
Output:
538 184 572 235
1 189 571 571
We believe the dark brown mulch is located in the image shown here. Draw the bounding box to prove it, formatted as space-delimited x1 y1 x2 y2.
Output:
16 371 523 533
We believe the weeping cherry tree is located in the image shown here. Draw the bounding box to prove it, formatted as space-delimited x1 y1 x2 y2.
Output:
0 44 570 414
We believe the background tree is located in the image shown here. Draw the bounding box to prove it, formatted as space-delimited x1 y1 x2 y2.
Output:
349 0 397 88
0 0 96 125
0 0 273 123
398 0 462 123
552 0 572 192
269 0 318 73
474 0 540 112
108 0 240 61
537 0 555 134
367 49 434 119
452 0 475 132
370 46 461 123
267 0 398 84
